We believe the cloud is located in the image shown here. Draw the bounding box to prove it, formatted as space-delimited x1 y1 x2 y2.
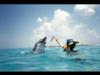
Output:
37 17 43 23
74 4 98 17
87 29 100 38
37 17 48 23
53 9 71 22
73 24 100 44
32 9 72 46
32 8 100 46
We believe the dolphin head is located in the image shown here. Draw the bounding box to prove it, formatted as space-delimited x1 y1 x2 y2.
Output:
32 36 47 52
39 36 47 43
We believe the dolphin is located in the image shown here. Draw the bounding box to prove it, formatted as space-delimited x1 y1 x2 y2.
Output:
32 37 47 53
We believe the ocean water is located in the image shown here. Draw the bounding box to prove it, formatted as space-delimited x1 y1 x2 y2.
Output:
0 45 100 71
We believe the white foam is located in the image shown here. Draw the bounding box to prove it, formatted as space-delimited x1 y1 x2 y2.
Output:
20 51 25 54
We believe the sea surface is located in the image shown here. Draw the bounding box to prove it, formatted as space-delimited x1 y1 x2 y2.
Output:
0 45 100 71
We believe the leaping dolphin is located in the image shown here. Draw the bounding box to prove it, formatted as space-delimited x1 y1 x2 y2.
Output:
32 37 47 53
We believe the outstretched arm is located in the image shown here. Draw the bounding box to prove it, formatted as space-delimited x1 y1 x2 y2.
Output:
51 36 64 48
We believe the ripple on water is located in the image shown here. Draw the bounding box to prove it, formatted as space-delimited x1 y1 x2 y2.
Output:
0 46 100 71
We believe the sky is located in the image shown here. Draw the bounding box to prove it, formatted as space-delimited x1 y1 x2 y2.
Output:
0 4 100 49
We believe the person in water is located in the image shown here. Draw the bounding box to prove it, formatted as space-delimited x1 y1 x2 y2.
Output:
32 36 47 53
51 36 79 52
64 39 79 52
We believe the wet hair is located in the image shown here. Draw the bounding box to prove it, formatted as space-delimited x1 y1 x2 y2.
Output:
66 39 73 46
70 41 78 51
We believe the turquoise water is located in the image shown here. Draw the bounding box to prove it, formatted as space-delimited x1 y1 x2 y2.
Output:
0 45 100 71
